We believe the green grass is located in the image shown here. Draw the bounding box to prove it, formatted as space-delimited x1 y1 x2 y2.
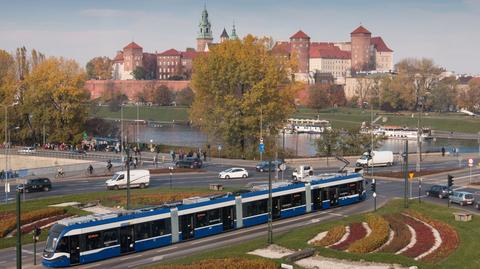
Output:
90 105 190 123
294 107 480 133
151 199 480 269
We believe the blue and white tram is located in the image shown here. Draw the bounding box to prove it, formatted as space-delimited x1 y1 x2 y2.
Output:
43 172 366 267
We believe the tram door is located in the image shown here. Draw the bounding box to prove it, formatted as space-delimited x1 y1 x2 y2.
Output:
69 235 80 265
272 197 281 219
120 226 135 253
180 214 194 240
221 206 235 231
311 189 322 210
329 187 339 207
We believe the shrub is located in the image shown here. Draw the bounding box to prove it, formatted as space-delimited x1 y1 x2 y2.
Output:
0 208 66 238
331 222 366 250
381 214 411 253
313 225 346 247
348 214 389 253
151 258 276 269
401 214 434 258
405 210 459 262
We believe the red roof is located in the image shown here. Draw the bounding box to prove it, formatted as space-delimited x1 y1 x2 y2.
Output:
351 26 371 35
123 42 142 50
158 48 181 56
310 46 351 59
181 50 199 59
290 30 310 39
371 37 393 52
113 51 124 62
271 41 291 55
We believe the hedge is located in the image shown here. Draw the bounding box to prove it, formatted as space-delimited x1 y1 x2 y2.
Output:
313 225 346 247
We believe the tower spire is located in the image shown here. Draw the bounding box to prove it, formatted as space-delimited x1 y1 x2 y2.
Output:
230 20 238 40
197 4 213 51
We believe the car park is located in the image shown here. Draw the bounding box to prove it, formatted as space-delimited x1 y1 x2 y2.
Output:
18 147 36 154
16 178 52 193
449 191 475 206
175 157 203 168
426 185 451 199
219 168 248 179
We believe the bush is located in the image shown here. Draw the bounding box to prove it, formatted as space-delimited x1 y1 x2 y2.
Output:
151 258 276 269
381 214 411 253
0 208 66 238
348 214 389 253
313 225 345 247
331 222 366 250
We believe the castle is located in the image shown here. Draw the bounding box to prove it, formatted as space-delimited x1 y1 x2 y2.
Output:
111 7 393 86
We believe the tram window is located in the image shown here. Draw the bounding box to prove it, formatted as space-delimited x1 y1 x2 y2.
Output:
103 228 118 247
135 222 152 240
195 212 209 228
152 219 171 236
292 192 305 207
57 237 69 252
243 199 268 217
208 209 221 225
85 232 102 251
281 195 292 209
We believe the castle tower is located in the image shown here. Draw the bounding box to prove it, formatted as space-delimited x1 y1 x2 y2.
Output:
123 41 143 73
197 6 213 52
290 30 310 78
351 25 372 73
230 22 238 40
220 28 229 43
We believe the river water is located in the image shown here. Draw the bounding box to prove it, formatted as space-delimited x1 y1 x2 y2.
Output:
129 124 479 157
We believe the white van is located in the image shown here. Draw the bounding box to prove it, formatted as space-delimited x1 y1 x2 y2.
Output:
292 165 314 181
106 170 150 190
356 151 393 167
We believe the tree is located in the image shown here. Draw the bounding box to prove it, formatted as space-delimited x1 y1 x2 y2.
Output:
86 56 113 80
85 117 118 137
175 87 195 106
190 35 300 157
427 76 457 112
458 79 480 112
131 66 146 80
21 57 89 144
0 50 17 104
316 129 382 156
307 84 331 111
152 85 174 106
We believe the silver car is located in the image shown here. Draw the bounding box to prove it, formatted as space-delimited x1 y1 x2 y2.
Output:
449 191 475 206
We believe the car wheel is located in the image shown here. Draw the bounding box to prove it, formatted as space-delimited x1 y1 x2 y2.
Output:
461 201 465 206
225 175 230 179
43 186 50 192
242 174 247 178
139 183 145 189
293 176 297 181
114 185 119 190
438 194 443 199
190 165 194 169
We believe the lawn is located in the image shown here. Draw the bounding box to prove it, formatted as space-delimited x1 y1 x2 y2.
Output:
0 186 233 249
90 105 190 123
149 199 480 269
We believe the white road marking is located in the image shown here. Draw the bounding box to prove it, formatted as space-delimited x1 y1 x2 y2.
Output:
152 255 164 261
22 249 34 254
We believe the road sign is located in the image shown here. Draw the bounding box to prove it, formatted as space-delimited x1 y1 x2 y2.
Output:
373 192 377 198
468 158 474 167
5 183 10 193
218 145 222 151
408 172 415 181
259 143 265 153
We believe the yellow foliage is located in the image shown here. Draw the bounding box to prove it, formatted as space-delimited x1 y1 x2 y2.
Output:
313 225 346 247
347 214 389 253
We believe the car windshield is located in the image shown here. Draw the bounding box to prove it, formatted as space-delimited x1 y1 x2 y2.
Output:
223 169 233 173
360 155 369 160
111 174 121 181
465 194 474 199
44 224 65 252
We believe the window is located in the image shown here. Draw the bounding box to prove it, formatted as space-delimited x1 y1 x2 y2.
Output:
195 212 208 227
292 192 305 207
135 222 151 240
208 209 221 225
243 199 268 217
85 232 102 250
152 219 171 236
57 237 69 252
103 228 118 247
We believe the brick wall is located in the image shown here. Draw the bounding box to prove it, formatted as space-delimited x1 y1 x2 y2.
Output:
85 80 190 100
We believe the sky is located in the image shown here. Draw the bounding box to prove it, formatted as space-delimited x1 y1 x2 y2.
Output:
1 0 479 74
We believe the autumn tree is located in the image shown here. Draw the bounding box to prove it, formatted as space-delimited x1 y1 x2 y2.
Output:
86 56 113 80
458 79 480 112
175 87 195 106
152 85 174 106
131 66 146 80
0 50 17 104
190 35 300 157
307 84 332 111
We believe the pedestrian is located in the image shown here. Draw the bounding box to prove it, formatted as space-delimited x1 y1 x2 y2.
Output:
153 155 158 168
134 157 138 169
441 147 445 157
203 151 207 162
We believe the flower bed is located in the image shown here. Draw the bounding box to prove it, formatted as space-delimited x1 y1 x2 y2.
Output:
331 223 366 250
406 210 459 263
0 208 66 238
381 214 411 253
17 214 70 235
401 214 435 259
347 214 389 253
107 191 222 207
312 225 346 247
152 258 276 269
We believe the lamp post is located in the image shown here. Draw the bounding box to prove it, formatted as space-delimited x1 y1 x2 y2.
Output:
120 104 124 166
414 74 422 173
477 132 480 157
136 102 140 149
260 105 263 162
267 160 273 244
16 186 21 269
123 142 131 210
169 166 173 189
3 104 16 204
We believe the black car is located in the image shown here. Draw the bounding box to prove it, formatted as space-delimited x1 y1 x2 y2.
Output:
17 178 52 193
426 185 451 199
175 157 203 169
255 160 285 172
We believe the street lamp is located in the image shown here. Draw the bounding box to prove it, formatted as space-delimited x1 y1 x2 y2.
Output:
2 103 17 204
169 166 173 189
414 73 422 173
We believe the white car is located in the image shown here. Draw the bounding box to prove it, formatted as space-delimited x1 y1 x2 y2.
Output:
18 147 36 154
219 168 248 179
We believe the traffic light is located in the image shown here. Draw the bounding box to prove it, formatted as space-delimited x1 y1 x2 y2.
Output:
367 149 372 160
34 226 41 237
447 174 454 187
371 179 376 192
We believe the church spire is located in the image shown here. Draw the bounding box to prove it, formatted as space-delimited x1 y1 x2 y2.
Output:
198 4 213 39
230 21 238 40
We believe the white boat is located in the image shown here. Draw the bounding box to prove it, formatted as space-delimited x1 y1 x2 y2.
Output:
372 126 432 140
286 118 332 134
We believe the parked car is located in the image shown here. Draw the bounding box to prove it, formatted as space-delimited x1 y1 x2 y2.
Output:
256 160 284 172
16 178 52 193
18 147 36 154
219 168 248 179
106 170 150 190
449 191 475 206
292 165 314 181
175 157 203 169
426 185 451 199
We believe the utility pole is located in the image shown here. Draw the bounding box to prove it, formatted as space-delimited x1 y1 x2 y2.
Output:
124 143 131 210
416 102 422 172
136 103 140 148
121 105 124 166
267 160 273 244
403 140 409 208
4 106 9 204
260 105 263 162
16 187 21 269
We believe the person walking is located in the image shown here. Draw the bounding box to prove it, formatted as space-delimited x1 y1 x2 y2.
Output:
441 147 445 157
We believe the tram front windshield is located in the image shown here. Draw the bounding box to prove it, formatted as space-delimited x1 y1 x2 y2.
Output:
44 224 65 252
